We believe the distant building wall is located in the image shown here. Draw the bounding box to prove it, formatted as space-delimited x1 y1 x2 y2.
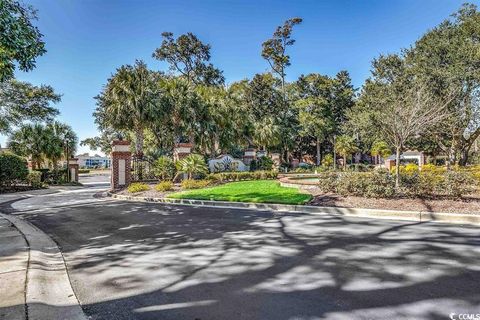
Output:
77 154 111 168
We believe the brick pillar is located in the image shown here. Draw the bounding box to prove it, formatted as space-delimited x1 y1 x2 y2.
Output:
243 148 256 165
385 159 395 171
270 153 281 167
68 158 79 183
173 143 193 161
111 140 131 190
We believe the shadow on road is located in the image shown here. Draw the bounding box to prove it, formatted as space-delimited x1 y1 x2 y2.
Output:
1 199 480 319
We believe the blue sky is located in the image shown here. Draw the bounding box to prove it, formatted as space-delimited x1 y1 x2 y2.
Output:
2 0 472 155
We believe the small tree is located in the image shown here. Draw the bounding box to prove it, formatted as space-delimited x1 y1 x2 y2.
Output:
334 135 358 170
371 140 391 160
153 156 176 181
375 84 454 187
176 154 208 179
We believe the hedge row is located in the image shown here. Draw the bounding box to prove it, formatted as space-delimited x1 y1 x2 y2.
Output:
318 169 474 198
0 153 29 190
207 170 278 182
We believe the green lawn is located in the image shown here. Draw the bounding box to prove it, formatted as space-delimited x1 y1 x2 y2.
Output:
167 180 312 205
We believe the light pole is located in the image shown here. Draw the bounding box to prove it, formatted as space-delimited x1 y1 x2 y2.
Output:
65 139 70 182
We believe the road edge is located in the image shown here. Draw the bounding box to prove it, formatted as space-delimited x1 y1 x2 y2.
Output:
108 192 480 226
0 213 88 320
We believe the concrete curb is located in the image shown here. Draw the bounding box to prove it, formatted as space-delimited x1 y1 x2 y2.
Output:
0 213 87 320
109 192 480 226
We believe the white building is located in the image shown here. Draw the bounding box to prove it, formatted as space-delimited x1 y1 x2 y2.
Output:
76 153 111 169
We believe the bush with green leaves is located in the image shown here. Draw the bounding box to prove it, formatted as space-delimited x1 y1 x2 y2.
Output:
0 152 28 190
127 182 149 193
176 154 208 179
442 170 474 198
26 171 43 188
153 156 176 180
319 171 395 198
250 156 274 171
363 170 396 198
181 179 211 190
155 180 173 192
317 172 340 193
207 170 278 183
318 167 473 198
321 154 334 168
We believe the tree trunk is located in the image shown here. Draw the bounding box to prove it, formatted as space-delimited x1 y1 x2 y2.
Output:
135 127 144 157
333 135 337 170
343 155 347 171
459 147 471 166
316 137 321 166
447 146 457 170
395 146 401 188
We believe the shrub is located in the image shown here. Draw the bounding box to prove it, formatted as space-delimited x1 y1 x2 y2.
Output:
252 156 274 171
177 154 208 179
318 171 395 198
346 163 371 172
181 179 211 190
128 182 149 193
155 180 174 192
317 172 340 193
442 171 474 198
321 154 334 168
44 169 67 185
207 170 278 182
336 172 369 196
26 171 43 188
0 153 28 190
153 156 176 180
78 169 90 174
363 170 395 198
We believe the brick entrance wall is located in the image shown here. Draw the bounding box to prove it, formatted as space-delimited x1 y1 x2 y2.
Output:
68 158 79 182
111 140 132 190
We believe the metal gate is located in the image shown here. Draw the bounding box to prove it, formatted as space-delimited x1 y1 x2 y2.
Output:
131 155 158 182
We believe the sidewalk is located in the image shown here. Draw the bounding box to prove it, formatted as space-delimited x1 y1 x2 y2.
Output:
0 216 28 320
0 193 87 320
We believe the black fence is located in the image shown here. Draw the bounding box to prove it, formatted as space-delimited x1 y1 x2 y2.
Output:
131 155 158 182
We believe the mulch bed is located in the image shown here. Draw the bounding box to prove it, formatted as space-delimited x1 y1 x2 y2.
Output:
308 193 480 214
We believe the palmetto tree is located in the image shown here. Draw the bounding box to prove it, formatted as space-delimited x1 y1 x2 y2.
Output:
334 135 359 170
95 60 158 156
253 117 281 152
8 122 78 170
177 154 208 179
44 122 77 169
8 123 46 169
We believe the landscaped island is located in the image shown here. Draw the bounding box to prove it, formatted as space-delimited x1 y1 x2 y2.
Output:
167 180 312 205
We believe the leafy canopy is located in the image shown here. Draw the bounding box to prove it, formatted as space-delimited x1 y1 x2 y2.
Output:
0 0 46 81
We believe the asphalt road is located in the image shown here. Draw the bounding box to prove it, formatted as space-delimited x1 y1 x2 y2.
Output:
2 176 480 320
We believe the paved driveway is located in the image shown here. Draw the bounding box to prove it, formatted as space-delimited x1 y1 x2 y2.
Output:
1 183 480 320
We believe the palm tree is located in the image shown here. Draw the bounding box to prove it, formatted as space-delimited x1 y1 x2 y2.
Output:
8 122 78 170
253 117 281 152
177 154 208 179
8 123 47 169
96 60 158 156
45 122 78 169
334 135 359 170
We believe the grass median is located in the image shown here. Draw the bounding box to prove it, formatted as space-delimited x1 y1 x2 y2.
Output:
167 180 312 205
